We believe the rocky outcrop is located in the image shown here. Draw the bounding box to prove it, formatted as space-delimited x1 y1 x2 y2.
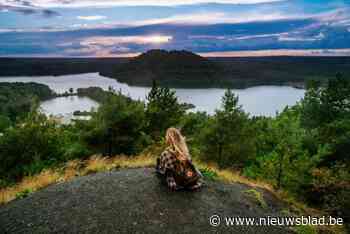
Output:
0 168 294 233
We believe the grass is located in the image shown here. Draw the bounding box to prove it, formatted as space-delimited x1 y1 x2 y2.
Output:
194 160 274 191
199 167 218 181
243 189 268 209
1 154 270 205
293 225 318 234
0 169 61 204
15 188 34 199
0 153 154 205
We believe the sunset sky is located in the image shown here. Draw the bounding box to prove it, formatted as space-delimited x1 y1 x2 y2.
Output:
1 0 350 57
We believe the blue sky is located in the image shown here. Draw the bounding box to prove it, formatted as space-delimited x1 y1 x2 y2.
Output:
0 0 350 57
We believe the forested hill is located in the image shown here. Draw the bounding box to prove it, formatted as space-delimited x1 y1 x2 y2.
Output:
101 50 223 87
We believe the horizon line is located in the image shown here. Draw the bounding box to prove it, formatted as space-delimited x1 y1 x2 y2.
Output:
1 49 350 58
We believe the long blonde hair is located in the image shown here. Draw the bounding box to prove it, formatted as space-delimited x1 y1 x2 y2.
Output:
165 127 189 161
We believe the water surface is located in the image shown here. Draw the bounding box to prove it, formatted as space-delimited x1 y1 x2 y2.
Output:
0 73 305 117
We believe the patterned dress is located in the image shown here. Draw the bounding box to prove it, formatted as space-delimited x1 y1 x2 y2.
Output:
156 147 202 191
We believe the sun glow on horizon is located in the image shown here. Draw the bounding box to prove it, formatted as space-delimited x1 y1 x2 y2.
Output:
143 35 173 44
81 35 172 46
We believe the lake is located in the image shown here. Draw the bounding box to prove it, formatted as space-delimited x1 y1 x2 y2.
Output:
0 73 305 118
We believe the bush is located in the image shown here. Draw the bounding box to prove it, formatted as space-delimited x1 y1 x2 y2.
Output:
16 188 34 199
308 165 350 220
0 112 89 182
244 106 320 191
0 113 63 180
199 168 218 181
79 90 149 155
0 115 11 132
63 142 91 161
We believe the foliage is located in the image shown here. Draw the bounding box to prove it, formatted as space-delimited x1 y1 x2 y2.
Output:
145 80 186 140
15 188 34 199
199 168 218 181
113 50 222 87
179 111 209 157
77 86 112 103
0 115 11 132
0 82 54 123
299 76 350 222
293 225 317 234
301 76 350 129
2 56 350 89
244 76 350 226
199 90 256 168
308 165 350 220
243 189 267 209
0 112 62 180
78 88 149 155
245 106 319 192
0 112 89 182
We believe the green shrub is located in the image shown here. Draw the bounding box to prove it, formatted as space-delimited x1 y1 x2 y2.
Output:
15 188 34 199
199 168 218 181
293 225 317 234
243 189 267 209
0 115 11 132
79 89 149 155
0 112 88 182
63 142 91 161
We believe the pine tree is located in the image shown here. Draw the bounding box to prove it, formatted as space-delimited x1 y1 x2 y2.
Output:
145 80 185 140
200 89 255 168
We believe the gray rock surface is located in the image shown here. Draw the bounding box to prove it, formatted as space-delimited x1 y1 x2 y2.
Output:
0 168 294 233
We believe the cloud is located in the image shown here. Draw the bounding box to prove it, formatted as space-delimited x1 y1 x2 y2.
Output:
188 33 284 41
81 35 173 46
199 49 350 57
0 0 284 8
77 15 107 21
0 1 60 16
1 1 350 57
278 32 325 42
113 11 314 27
60 35 173 56
42 9 59 16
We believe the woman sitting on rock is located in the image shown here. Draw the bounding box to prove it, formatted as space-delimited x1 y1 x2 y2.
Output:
156 127 203 191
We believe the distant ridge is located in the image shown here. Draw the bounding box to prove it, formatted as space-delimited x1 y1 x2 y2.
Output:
1 55 350 88
107 50 224 87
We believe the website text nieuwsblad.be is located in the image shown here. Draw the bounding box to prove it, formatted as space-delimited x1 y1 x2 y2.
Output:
209 215 344 227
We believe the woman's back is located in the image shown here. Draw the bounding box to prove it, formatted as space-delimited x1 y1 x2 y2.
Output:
156 130 203 191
